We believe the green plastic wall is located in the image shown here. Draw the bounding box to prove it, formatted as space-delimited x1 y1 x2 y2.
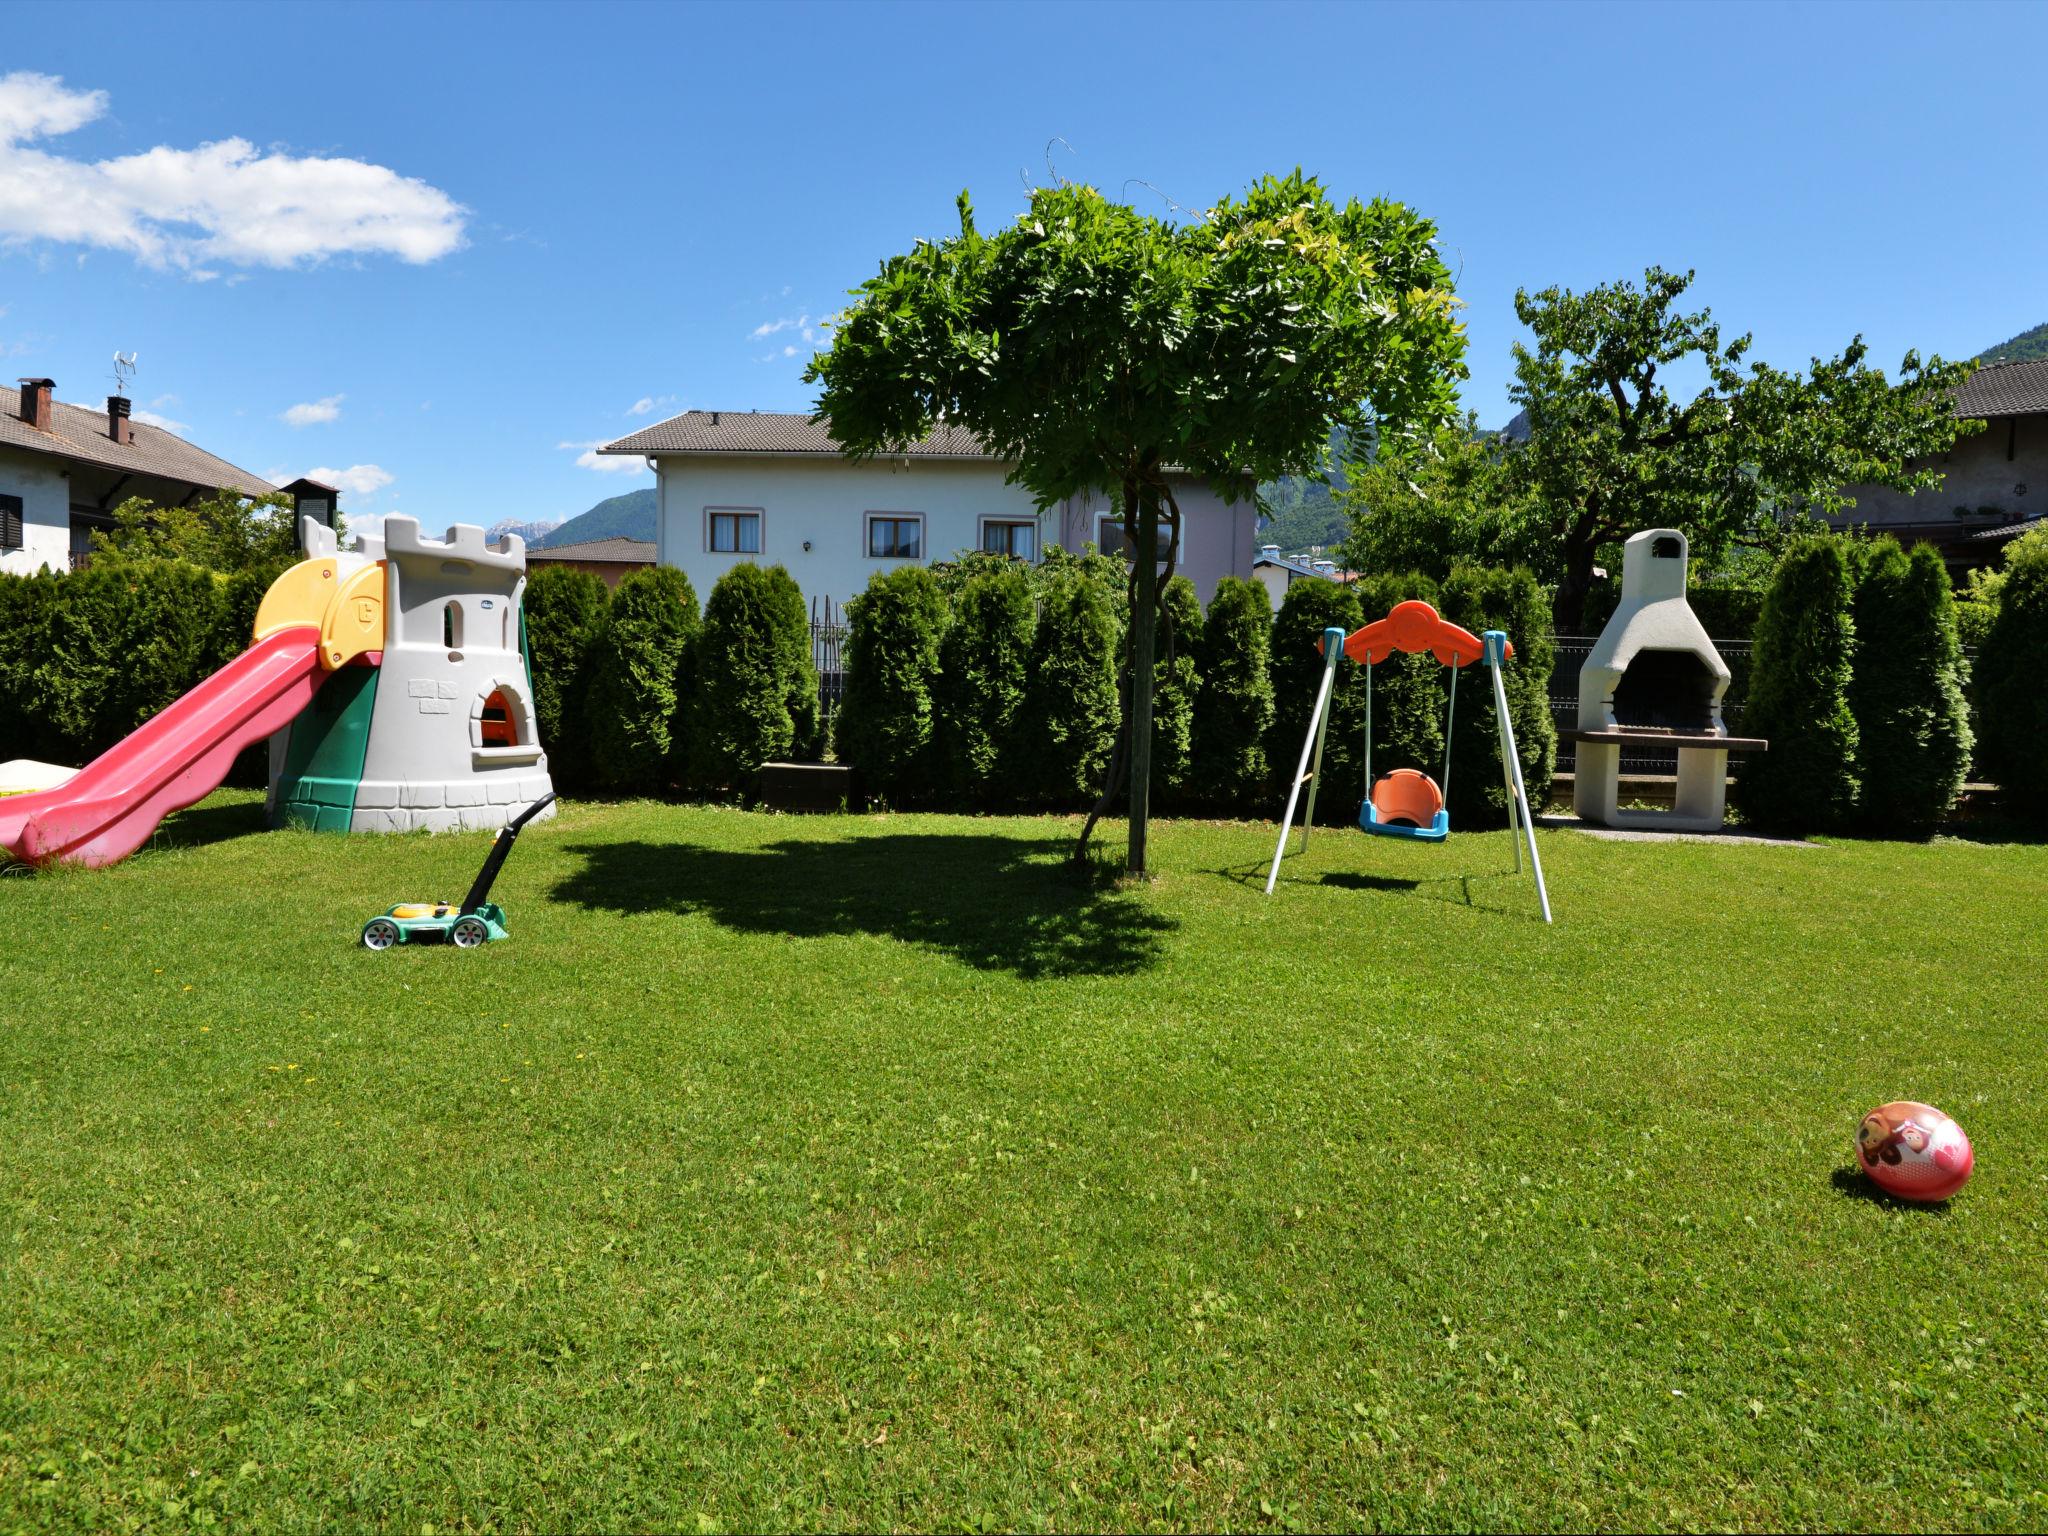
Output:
272 664 380 831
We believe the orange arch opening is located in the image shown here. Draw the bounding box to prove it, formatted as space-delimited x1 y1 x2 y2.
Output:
480 689 518 746
1370 768 1444 828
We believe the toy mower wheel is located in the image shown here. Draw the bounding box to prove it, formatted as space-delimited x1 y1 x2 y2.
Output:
451 916 490 948
362 918 401 951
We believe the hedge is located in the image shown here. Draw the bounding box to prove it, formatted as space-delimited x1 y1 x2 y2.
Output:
1976 525 2048 820
1347 571 1447 813
1150 575 1204 809
1849 539 1971 837
937 560 1035 806
687 563 817 790
1019 563 1121 806
837 565 950 803
1438 564 1556 828
1734 536 1860 833
1191 576 1274 814
586 565 699 794
523 566 610 791
1266 579 1366 825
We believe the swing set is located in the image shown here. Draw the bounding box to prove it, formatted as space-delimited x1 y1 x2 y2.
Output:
1262 600 1553 922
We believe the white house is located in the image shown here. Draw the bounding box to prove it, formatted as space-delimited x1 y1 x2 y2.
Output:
2 378 274 576
1252 544 1353 611
599 411 1259 611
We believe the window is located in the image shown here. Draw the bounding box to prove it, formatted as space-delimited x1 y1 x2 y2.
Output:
866 513 924 560
980 518 1037 560
0 494 21 552
1098 515 1175 562
443 601 464 650
708 509 762 554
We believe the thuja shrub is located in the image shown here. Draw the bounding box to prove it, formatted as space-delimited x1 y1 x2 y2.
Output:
688 563 819 790
1976 524 2048 819
34 558 223 761
1191 576 1275 816
1734 535 1860 832
0 569 60 760
760 564 823 762
836 564 950 803
1347 571 1446 807
1020 563 1120 806
1150 574 1204 810
523 566 611 791
587 565 698 794
1437 564 1555 827
937 559 1035 806
1849 539 1971 837
1265 578 1365 824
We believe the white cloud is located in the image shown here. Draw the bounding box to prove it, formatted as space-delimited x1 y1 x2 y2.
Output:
750 313 807 339
295 463 394 497
281 393 344 427
626 394 677 417
0 71 466 273
130 408 189 433
558 439 649 475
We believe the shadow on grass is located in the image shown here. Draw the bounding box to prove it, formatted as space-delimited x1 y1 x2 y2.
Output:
150 795 269 852
1828 1164 1954 1214
1210 850 1547 922
551 834 1173 979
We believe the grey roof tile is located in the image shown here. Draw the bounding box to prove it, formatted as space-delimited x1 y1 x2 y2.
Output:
602 410 995 460
528 536 656 562
1957 359 2048 419
0 386 274 497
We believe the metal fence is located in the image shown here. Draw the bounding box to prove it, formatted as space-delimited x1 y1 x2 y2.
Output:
811 596 848 727
1546 636 1753 775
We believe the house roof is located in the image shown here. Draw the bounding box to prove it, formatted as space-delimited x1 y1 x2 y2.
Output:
602 410 996 461
0 385 274 497
1957 359 2048 419
1968 513 2047 542
1254 551 1355 583
528 536 657 563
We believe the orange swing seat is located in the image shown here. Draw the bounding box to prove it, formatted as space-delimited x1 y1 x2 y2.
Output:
1363 768 1449 840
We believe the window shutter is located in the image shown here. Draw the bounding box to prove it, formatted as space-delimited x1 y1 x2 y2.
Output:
0 494 22 551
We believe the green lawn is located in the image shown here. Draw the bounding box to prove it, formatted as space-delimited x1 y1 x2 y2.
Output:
4 793 2046 1532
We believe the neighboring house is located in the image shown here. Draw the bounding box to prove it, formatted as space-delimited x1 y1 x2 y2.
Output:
1252 544 1355 611
2 378 274 576
526 536 656 590
1834 358 2048 574
598 410 1259 609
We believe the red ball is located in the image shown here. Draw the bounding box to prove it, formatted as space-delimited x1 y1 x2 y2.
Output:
1857 1101 1973 1203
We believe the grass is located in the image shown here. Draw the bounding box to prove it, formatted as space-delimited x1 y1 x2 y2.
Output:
3 791 2046 1532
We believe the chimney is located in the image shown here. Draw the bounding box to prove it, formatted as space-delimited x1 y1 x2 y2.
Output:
17 378 54 432
107 394 132 446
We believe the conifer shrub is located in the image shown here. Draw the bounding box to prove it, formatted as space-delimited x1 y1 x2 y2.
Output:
835 565 950 802
523 566 611 790
761 564 823 762
1733 535 1860 832
33 558 223 761
1020 563 1120 806
1346 571 1447 813
1976 524 2048 819
1191 576 1275 816
937 560 1035 806
1437 564 1555 827
1265 579 1365 824
586 565 698 794
687 563 821 790
1848 540 1971 837
1150 575 1204 810
0 569 59 760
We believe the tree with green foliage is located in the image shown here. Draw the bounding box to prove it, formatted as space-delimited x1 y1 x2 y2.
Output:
523 566 611 790
1436 564 1556 826
1734 536 1861 832
1337 418 1533 583
937 559 1036 806
1975 523 2048 820
1508 267 1978 629
1848 539 1971 837
1019 565 1121 807
1266 578 1366 825
1191 576 1275 814
688 564 817 789
808 171 1465 872
836 565 950 803
586 566 698 794
91 489 305 576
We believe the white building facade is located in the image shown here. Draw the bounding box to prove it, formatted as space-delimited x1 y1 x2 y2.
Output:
602 411 1259 612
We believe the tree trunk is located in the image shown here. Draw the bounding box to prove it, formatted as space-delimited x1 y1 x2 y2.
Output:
1553 523 1602 633
1126 484 1159 875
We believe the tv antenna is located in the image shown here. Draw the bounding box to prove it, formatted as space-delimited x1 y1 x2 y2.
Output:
111 351 138 395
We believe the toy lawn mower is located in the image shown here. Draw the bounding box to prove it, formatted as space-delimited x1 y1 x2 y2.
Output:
360 792 555 950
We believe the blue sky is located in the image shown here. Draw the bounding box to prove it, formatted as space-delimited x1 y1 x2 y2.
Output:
4 0 2043 534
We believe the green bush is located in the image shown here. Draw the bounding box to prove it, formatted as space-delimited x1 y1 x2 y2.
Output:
688 563 819 790
0 570 60 760
1150 575 1203 809
523 566 611 790
1191 577 1275 815
1437 565 1556 827
1976 526 2048 818
836 565 950 802
1848 540 1971 837
1734 536 1860 833
1265 579 1365 824
586 566 698 794
937 560 1035 806
1020 564 1120 806
1347 572 1448 810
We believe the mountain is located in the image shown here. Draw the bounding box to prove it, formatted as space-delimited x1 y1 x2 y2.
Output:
1977 322 2048 364
532 488 657 549
489 517 561 545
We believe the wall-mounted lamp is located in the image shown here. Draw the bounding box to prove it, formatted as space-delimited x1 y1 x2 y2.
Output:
802 540 812 552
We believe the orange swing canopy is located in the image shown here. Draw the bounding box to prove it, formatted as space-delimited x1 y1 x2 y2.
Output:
1341 600 1510 669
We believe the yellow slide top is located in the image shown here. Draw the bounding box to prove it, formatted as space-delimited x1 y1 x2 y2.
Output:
252 556 388 671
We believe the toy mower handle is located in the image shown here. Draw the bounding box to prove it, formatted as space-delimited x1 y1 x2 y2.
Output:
508 791 557 832
459 792 556 914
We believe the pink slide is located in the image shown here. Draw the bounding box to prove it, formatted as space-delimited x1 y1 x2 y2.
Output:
0 626 331 869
